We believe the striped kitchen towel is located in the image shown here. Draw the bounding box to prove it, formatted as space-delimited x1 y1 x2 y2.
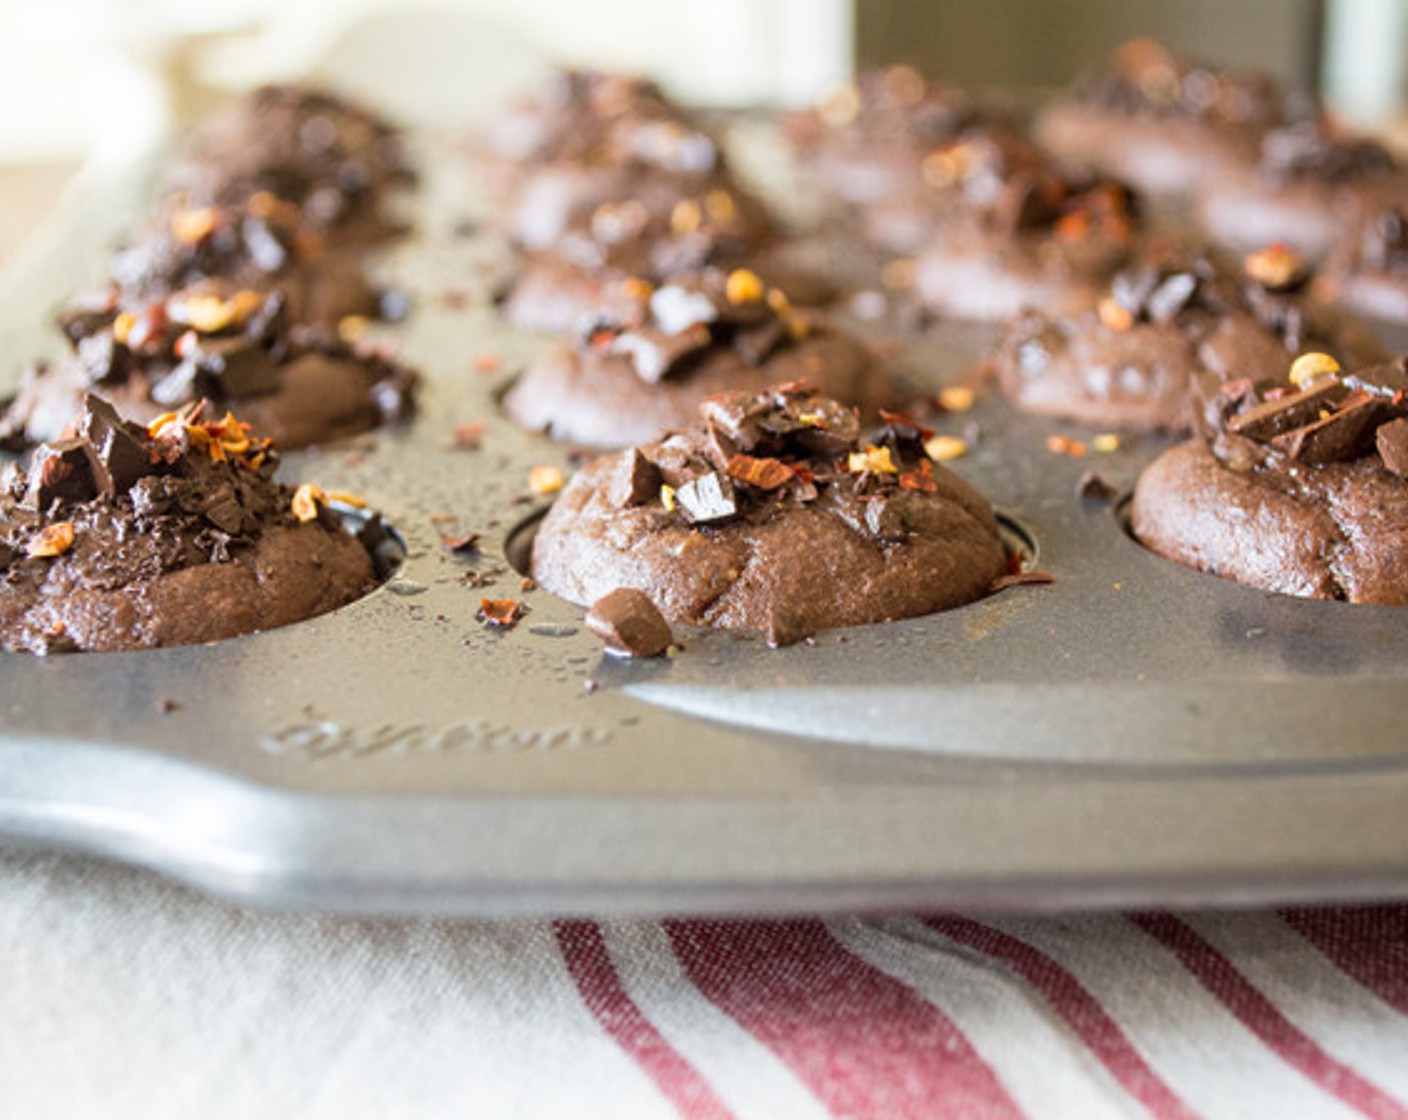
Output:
1 851 1406 1119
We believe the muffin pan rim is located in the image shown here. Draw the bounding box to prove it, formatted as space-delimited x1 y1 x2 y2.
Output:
3 119 1408 916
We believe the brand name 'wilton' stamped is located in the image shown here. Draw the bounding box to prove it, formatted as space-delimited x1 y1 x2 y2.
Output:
262 719 610 762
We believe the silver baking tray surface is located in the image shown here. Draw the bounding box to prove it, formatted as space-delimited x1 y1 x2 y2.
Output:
3 113 1408 920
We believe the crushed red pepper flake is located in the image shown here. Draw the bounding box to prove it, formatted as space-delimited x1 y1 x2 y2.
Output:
726 453 795 490
473 352 501 374
27 522 75 559
1046 434 1088 457
520 577 538 592
879 408 935 440
441 533 481 554
479 598 525 628
147 402 272 468
291 483 324 522
898 459 939 492
451 418 487 449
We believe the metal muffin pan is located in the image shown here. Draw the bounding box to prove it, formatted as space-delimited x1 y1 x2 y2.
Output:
2 131 1408 919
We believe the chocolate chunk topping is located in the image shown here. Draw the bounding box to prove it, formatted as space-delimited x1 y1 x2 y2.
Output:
23 440 98 510
673 472 737 524
610 324 713 383
1260 117 1396 185
1377 417 1408 478
1227 377 1348 441
75 332 134 387
607 448 662 507
587 271 805 385
1343 357 1408 400
585 588 673 657
1212 357 1408 472
76 395 153 496
1271 392 1396 463
1076 470 1119 501
200 483 249 534
1145 272 1199 322
56 297 117 346
649 285 719 334
174 335 284 399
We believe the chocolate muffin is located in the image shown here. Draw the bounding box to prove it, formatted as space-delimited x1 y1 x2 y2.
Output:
1197 113 1408 260
1131 354 1408 604
100 191 386 329
0 395 377 653
994 243 1385 431
784 65 980 210
1319 205 1408 322
861 119 1054 255
501 267 892 448
478 70 692 188
499 181 823 335
531 382 1008 644
912 173 1138 321
0 284 416 452
160 83 413 243
1036 38 1281 196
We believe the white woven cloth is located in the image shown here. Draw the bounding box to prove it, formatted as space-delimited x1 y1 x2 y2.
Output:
2 849 1407 1120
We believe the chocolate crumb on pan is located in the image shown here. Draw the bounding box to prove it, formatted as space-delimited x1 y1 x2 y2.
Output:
586 588 674 658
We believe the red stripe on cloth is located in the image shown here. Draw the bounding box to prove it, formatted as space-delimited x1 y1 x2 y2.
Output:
1131 913 1408 1120
1281 906 1408 1019
664 918 1025 1120
922 916 1200 1120
554 920 736 1120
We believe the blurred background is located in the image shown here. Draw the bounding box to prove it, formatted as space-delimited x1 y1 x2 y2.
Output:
1 0 1406 258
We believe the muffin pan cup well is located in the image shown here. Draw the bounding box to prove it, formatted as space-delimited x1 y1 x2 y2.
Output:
3 132 1408 919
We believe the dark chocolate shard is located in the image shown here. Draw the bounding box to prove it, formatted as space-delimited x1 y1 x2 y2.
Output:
23 440 97 510
240 215 290 271
1377 417 1408 477
700 393 765 452
673 471 737 524
585 588 673 658
647 435 710 490
1227 376 1347 442
200 484 247 534
1111 264 1159 315
649 284 719 335
1272 393 1396 463
1075 470 1119 501
182 335 283 399
1342 357 1408 401
1145 272 1199 322
77 394 153 496
74 332 134 387
612 324 712 384
56 297 117 347
607 448 662 507
793 400 859 457
702 419 739 469
732 318 788 365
